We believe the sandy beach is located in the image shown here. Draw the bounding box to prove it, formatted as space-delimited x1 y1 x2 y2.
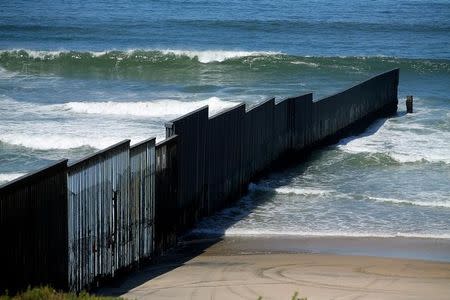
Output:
99 237 450 300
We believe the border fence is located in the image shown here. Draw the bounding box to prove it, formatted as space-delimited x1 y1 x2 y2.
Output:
0 160 69 292
0 69 399 293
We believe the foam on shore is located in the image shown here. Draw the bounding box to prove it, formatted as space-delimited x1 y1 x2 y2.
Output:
338 103 450 164
248 183 332 196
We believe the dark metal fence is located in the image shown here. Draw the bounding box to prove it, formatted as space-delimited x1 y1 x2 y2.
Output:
165 107 208 228
0 69 399 293
243 98 276 180
154 135 178 254
292 93 314 149
0 160 69 292
310 69 399 145
206 104 246 215
164 69 399 224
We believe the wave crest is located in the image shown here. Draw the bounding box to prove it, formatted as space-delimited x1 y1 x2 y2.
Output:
1 49 448 74
0 49 282 64
160 49 281 63
367 196 450 209
0 96 239 150
54 97 239 117
248 183 332 196
0 133 118 150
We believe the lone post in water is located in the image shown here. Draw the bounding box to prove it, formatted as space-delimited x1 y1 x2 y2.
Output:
406 95 413 113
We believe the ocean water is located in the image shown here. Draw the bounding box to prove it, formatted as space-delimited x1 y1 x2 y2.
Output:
1 0 449 239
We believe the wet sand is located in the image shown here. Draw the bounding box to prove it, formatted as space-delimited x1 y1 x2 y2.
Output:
99 237 450 299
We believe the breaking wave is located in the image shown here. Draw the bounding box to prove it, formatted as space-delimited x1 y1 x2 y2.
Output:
159 49 281 63
54 97 239 117
0 96 239 150
0 133 120 150
338 103 450 164
0 48 281 64
248 183 332 196
0 49 448 76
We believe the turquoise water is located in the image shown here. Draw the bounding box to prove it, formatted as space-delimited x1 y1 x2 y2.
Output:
1 0 449 239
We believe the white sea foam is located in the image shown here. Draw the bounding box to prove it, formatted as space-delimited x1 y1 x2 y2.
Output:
220 229 450 239
0 96 241 150
338 103 450 164
395 232 450 239
0 49 66 59
55 97 240 117
0 173 27 183
0 97 155 149
0 49 282 63
367 196 450 209
290 61 319 67
0 133 122 150
247 182 450 209
248 183 331 196
25 50 70 58
0 67 18 79
0 49 108 59
160 49 281 63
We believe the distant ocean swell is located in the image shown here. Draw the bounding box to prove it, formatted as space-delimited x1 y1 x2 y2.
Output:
2 20 448 33
0 49 449 74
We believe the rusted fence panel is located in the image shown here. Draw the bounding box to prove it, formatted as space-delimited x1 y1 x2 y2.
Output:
67 140 130 292
154 135 178 254
130 138 156 263
0 160 69 293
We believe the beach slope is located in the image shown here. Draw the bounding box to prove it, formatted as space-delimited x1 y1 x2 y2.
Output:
99 238 450 300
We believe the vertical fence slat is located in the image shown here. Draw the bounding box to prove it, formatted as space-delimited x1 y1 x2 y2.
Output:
67 140 130 291
130 138 156 262
154 135 178 254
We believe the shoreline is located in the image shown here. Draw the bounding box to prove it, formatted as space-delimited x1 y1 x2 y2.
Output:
99 236 450 299
193 235 450 262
